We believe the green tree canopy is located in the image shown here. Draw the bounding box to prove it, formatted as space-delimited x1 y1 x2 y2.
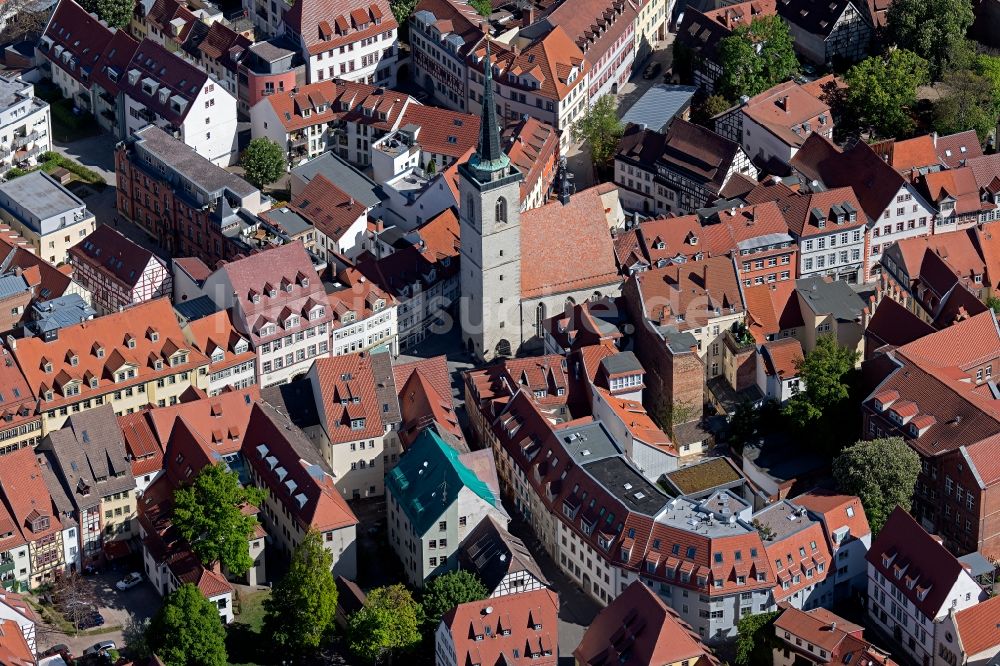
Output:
240 137 286 188
833 437 921 533
571 94 624 172
717 16 798 100
844 49 928 138
79 0 135 28
421 570 488 631
390 0 418 41
886 0 974 80
783 335 860 429
932 70 998 142
469 0 491 17
147 583 228 666
735 611 780 666
173 463 267 576
348 584 423 664
263 530 338 654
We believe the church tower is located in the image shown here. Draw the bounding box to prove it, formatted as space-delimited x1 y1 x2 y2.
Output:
458 39 524 361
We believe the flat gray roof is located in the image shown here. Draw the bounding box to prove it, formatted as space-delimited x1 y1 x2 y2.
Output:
557 420 622 464
264 206 312 237
134 125 257 198
0 75 29 109
584 456 668 517
0 170 85 220
621 84 698 132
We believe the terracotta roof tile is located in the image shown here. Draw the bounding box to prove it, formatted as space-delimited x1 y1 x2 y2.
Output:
935 130 983 168
69 224 165 289
120 39 210 125
965 433 1000 486
634 255 744 332
954 594 1000 656
312 353 385 443
41 0 114 88
470 28 587 102
575 580 718 666
761 337 803 378
795 489 871 546
260 79 411 133
442 589 559 666
398 104 479 159
0 446 62 543
11 299 208 410
285 0 396 54
742 80 832 149
520 184 620 299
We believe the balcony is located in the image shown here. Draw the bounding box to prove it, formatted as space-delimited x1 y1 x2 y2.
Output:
99 90 116 105
0 558 13 576
136 107 156 123
289 133 308 148
11 132 40 149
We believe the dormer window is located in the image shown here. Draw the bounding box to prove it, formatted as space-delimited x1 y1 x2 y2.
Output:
149 330 159 342
301 277 310 287
252 293 261 304
350 418 366 430
69 354 78 366
154 359 163 370
43 361 52 373
126 336 136 349
31 515 49 532
89 377 98 389
269 288 278 297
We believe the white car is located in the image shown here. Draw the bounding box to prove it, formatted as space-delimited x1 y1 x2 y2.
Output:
83 640 116 656
115 573 142 591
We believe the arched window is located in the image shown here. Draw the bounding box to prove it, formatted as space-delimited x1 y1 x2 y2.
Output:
466 194 475 223
495 196 507 224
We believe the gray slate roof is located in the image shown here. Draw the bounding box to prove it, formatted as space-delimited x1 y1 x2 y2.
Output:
40 404 135 511
458 515 549 591
291 152 385 208
795 275 866 321
133 125 257 198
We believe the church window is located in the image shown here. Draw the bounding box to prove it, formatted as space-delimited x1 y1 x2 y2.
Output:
466 194 475 222
496 196 508 224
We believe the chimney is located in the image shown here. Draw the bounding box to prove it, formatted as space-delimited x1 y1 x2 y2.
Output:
524 6 535 26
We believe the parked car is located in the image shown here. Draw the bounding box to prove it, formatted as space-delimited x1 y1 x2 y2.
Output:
83 640 116 656
77 611 105 630
643 62 661 79
40 644 70 658
115 572 143 591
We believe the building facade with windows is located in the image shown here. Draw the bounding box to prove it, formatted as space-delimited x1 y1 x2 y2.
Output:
0 171 95 267
196 242 332 388
386 428 507 586
8 299 209 434
0 75 51 174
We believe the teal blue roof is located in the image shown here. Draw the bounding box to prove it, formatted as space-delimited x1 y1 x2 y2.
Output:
385 429 496 535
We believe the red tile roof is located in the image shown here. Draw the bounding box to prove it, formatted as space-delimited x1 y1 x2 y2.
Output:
742 80 832 149
791 134 911 222
393 355 464 448
69 223 165 289
920 167 986 215
242 404 358 532
398 104 480 160
286 174 369 242
503 117 560 202
145 0 198 44
284 0 396 54
873 134 938 173
120 39 210 125
575 580 718 666
755 501 833 602
761 337 803 378
91 30 141 96
0 619 33 666
633 255 744 331
594 387 675 454
0 446 62 543
0 237 72 302
442 588 559 666
118 409 164 477
965 433 1000 486
795 489 871 547
471 28 587 102
774 186 866 238
935 130 983 168
954 594 1000 656
744 280 803 341
520 184 620 299
212 242 332 345
866 507 971 618
261 79 410 133
324 267 395 332
182 309 256 374
41 0 114 88
10 298 208 410
312 353 385 443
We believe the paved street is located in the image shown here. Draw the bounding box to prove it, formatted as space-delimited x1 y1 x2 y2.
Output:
506 516 601 663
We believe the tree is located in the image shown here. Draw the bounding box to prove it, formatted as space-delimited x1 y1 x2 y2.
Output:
844 49 928 138
987 295 1000 314
735 611 780 666
425 158 437 175
932 70 998 142
123 613 152 661
240 138 286 188
347 584 423 664
571 94 624 172
421 570 488 631
783 335 859 429
692 94 733 126
390 0 417 41
886 0 974 80
469 0 492 17
79 0 135 28
263 531 338 654
833 437 921 533
173 463 267 576
717 16 798 100
147 584 228 666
